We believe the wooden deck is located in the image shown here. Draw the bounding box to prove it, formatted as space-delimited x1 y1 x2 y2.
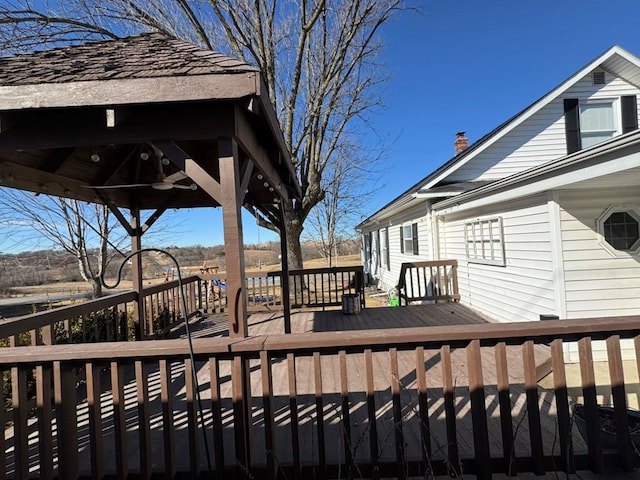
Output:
182 302 495 338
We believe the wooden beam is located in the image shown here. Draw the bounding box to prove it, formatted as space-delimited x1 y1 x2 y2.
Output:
234 105 293 202
0 102 236 149
0 73 258 110
41 147 76 174
153 140 222 204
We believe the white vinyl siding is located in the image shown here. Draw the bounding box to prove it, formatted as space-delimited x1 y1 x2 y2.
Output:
559 188 640 319
438 197 555 323
448 74 640 183
362 204 435 292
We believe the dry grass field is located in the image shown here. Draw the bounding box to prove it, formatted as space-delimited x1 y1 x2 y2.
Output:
9 253 364 298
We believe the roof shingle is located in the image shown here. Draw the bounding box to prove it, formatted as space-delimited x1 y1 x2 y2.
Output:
0 32 257 86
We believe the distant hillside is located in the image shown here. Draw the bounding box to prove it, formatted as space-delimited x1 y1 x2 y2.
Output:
0 239 360 294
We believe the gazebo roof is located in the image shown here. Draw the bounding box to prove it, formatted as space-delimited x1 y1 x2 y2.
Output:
0 33 300 212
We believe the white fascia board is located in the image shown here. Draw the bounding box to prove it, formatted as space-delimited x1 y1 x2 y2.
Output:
434 136 640 216
413 191 459 199
423 46 640 190
358 196 425 229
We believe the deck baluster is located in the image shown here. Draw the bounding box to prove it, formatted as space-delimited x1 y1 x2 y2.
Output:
523 340 544 475
11 366 28 479
550 339 574 473
86 361 104 480
495 342 516 475
260 351 275 479
110 360 129 478
365 348 379 478
55 360 79 479
606 335 633 470
578 337 604 473
390 347 406 480
160 359 176 478
415 347 431 474
441 345 460 476
467 340 491 479
339 350 353 475
288 352 301 478
313 351 327 477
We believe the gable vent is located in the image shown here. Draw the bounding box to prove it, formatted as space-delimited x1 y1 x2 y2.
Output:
592 70 606 85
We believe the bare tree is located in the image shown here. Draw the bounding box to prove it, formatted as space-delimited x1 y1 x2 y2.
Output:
305 144 374 266
0 0 409 268
0 190 125 297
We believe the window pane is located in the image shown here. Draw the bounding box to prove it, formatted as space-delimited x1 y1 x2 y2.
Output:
581 102 614 131
582 132 615 148
603 211 639 251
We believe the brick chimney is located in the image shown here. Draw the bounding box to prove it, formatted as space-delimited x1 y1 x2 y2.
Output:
454 131 468 154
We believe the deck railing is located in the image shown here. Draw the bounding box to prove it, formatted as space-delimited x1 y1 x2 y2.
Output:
0 277 202 346
2 314 640 478
0 265 368 345
397 260 460 305
269 265 365 310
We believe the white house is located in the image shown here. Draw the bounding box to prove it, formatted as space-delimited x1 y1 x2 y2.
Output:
358 46 640 358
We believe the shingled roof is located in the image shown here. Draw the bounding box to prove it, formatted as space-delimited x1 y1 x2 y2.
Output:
0 32 257 86
0 32 300 212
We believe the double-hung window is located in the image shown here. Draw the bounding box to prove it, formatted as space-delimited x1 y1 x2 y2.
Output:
400 223 419 255
380 227 390 270
580 100 617 149
564 95 638 154
464 216 505 266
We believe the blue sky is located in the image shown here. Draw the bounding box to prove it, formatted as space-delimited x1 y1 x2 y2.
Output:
169 0 640 248
6 0 640 251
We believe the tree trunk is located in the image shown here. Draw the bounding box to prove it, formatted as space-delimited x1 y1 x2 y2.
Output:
90 278 102 298
283 203 304 270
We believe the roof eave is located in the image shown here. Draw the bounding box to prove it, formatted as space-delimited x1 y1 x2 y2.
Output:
433 130 640 214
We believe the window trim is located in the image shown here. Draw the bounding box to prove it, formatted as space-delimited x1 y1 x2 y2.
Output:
400 222 419 255
579 98 619 149
596 205 640 256
464 216 506 266
380 227 390 270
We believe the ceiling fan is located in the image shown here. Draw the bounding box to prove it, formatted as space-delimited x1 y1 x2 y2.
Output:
85 151 198 191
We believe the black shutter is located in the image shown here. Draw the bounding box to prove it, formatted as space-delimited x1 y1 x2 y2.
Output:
412 223 419 255
564 98 581 154
400 227 404 254
621 95 638 134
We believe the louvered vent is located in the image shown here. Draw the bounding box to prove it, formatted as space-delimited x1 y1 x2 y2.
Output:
593 70 606 85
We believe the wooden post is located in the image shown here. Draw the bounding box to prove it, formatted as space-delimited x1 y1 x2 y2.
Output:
219 137 252 474
279 206 292 333
219 137 248 338
130 207 145 341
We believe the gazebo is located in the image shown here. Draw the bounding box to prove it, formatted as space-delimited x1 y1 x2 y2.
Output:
0 32 301 338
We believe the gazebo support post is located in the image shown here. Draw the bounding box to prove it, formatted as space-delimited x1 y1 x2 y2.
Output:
130 207 146 341
219 137 253 471
278 205 292 334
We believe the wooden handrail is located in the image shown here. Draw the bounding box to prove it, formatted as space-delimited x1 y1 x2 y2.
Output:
397 260 459 305
0 291 137 339
3 314 639 362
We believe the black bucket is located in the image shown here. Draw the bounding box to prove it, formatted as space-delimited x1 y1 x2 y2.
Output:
342 294 361 315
